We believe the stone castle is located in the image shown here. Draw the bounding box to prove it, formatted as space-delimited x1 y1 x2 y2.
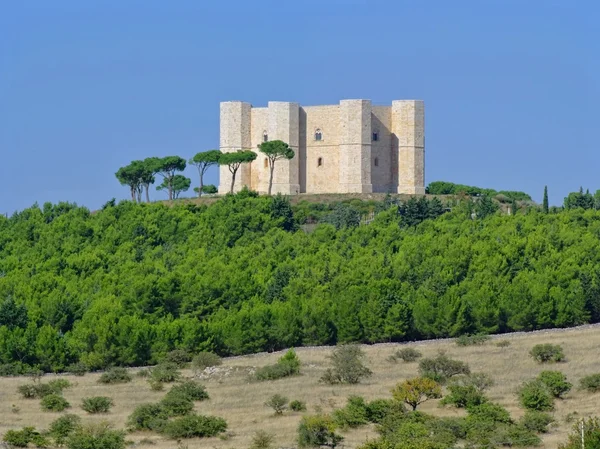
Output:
218 99 425 195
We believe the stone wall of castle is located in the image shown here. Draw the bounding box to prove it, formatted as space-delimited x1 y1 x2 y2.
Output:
218 99 425 195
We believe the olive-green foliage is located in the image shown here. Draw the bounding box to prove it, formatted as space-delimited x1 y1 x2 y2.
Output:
41 393 70 412
466 402 513 424
2 195 600 373
167 380 209 401
161 414 228 439
558 417 600 449
365 399 405 424
255 348 301 381
160 391 194 416
320 344 372 384
65 362 88 376
333 396 369 429
3 427 49 448
520 410 554 433
529 344 565 363
81 396 113 413
455 333 491 346
250 430 275 449
149 362 181 383
162 349 192 367
127 403 169 431
289 400 307 412
537 371 572 398
98 368 132 384
440 384 487 408
18 379 71 399
264 394 288 415
518 380 555 411
579 373 600 392
426 181 532 201
191 351 222 374
297 414 343 448
66 423 125 449
48 414 81 446
418 353 470 384
389 347 422 363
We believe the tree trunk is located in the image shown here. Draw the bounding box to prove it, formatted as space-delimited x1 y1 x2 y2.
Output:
268 160 274 195
130 186 136 202
230 169 236 194
145 185 150 203
198 168 204 198
168 178 173 201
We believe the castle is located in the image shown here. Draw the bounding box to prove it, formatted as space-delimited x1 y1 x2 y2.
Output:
218 99 425 195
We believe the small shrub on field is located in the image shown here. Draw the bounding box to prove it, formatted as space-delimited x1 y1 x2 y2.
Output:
466 402 513 424
579 373 600 392
82 396 113 413
265 394 289 415
537 371 572 398
455 333 491 346
495 339 511 347
167 380 209 401
250 430 275 449
160 392 194 416
127 403 169 431
518 379 554 411
3 427 49 448
490 424 541 448
149 380 164 391
41 393 70 412
66 423 125 449
418 352 470 384
98 367 132 384
65 362 88 376
290 400 307 412
392 377 443 411
161 414 227 439
162 349 192 367
389 347 422 363
441 384 488 408
49 414 81 446
255 348 301 381
530 343 565 363
333 396 368 429
297 414 343 448
150 362 181 383
320 344 372 385
18 379 71 399
365 399 405 424
191 351 222 374
136 368 150 378
520 410 554 433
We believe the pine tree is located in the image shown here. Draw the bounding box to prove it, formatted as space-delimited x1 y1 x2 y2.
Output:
543 186 549 214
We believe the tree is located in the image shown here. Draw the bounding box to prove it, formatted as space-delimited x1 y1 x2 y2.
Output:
391 377 442 410
189 150 222 197
320 344 372 384
154 156 187 200
218 151 257 193
258 140 295 195
157 175 190 199
140 157 162 203
543 186 549 213
115 161 145 202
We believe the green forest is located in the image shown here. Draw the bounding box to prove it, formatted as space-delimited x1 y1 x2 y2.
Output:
2 189 600 374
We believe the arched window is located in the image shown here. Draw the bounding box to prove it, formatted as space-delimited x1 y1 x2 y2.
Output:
315 129 322 141
263 131 268 142
372 131 379 142
264 158 268 168
317 157 323 167
374 157 379 167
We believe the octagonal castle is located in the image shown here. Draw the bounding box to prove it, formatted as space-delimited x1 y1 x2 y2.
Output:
218 99 424 195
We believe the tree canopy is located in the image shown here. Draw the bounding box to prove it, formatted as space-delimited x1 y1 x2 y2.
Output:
219 151 257 193
258 140 295 195
189 150 222 197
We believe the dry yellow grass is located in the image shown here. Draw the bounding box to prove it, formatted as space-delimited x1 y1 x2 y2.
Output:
1 326 600 449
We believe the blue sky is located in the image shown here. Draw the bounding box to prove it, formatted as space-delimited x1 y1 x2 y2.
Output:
1 0 597 213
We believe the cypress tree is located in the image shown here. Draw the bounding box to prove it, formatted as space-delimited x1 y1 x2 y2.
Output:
543 186 549 214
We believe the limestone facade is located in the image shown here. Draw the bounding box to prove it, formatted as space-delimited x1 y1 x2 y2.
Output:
218 99 425 195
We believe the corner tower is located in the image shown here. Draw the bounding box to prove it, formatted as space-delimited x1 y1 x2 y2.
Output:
392 100 425 194
338 99 373 193
218 101 251 194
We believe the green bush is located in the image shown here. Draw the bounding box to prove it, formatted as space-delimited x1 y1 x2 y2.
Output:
520 410 554 433
150 362 181 383
537 371 572 398
127 403 169 431
255 348 301 381
518 380 554 411
365 399 405 424
48 414 81 446
389 347 422 363
320 344 372 385
290 400 307 412
66 423 125 449
81 396 113 413
167 380 209 401
440 384 487 408
466 402 513 424
558 417 600 449
98 367 132 384
418 353 470 384
41 393 71 412
162 349 192 367
3 427 48 448
529 344 565 363
161 414 228 439
455 334 491 346
65 362 88 376
250 430 275 449
579 373 600 392
333 396 368 429
298 414 343 448
18 379 71 399
191 351 222 374
265 394 289 415
160 391 194 416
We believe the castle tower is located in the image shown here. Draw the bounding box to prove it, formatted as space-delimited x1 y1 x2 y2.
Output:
338 99 373 193
218 101 252 194
392 100 425 194
267 102 300 194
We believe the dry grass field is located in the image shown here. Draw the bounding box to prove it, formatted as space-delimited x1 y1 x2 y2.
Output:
1 326 600 449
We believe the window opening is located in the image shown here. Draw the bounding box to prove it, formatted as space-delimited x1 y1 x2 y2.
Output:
315 129 322 141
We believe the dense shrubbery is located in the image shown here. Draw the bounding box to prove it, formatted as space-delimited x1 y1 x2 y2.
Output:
48 414 81 445
426 181 532 201
191 351 222 374
18 379 71 399
254 348 301 381
161 414 227 439
530 344 565 363
579 373 600 392
2 193 600 372
81 396 113 413
418 353 470 384
66 423 125 449
3 427 49 448
41 393 70 412
455 333 491 346
518 380 554 411
321 345 372 384
98 368 132 384
388 347 422 363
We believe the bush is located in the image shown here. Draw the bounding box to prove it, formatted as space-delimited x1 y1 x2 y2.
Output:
3 427 48 448
440 384 487 408
65 362 88 376
518 380 554 411
49 414 81 446
558 417 600 449
333 396 368 429
167 380 209 401
161 414 228 439
520 410 554 433
66 423 125 449
298 414 343 448
365 399 405 424
18 379 71 399
320 344 372 385
150 362 181 383
418 352 470 384
41 393 71 412
390 347 422 363
160 391 194 416
162 349 192 367
537 371 572 398
250 430 275 449
191 351 222 374
127 403 169 431
455 334 491 346
466 402 513 424
81 396 113 413
255 348 301 381
290 400 307 412
392 377 443 411
579 373 600 392
265 394 288 415
495 339 511 347
98 367 132 384
530 344 565 363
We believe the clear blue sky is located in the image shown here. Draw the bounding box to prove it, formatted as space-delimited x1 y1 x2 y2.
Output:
1 0 597 213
